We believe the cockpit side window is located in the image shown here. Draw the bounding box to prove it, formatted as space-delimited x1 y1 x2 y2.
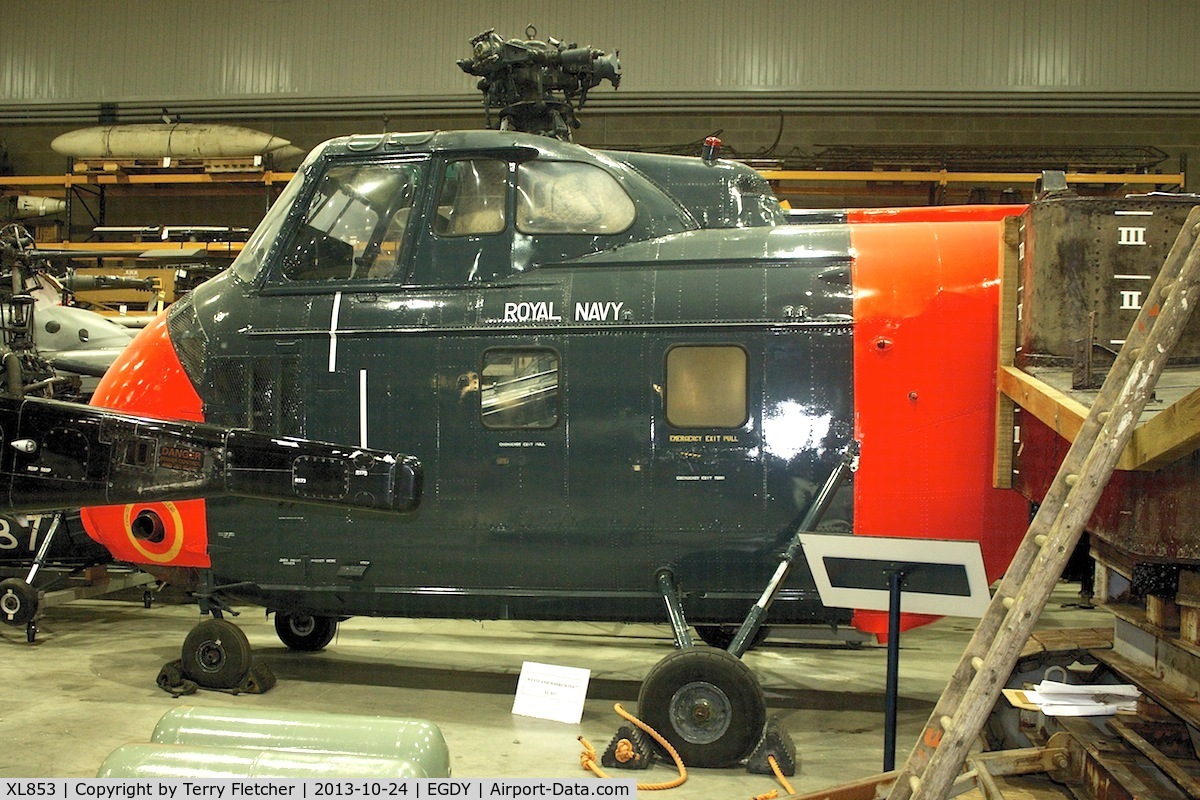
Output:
278 161 423 282
515 161 635 235
433 159 508 237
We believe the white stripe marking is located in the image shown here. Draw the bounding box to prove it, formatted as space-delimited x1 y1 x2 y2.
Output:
360 369 368 448
1114 210 1153 216
328 291 343 372
1113 274 1152 280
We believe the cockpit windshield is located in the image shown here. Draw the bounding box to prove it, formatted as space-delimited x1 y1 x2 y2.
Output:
231 168 307 284
278 161 425 282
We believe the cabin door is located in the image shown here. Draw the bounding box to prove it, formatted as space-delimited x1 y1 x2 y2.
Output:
434 336 569 566
651 340 765 536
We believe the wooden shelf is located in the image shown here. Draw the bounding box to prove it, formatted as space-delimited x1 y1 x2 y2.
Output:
0 171 294 189
759 168 1186 188
997 364 1200 471
43 240 244 255
0 169 293 243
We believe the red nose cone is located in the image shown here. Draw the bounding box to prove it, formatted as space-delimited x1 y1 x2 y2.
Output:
89 313 205 422
81 313 210 568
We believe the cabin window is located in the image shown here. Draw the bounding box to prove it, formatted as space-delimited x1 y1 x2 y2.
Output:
480 348 559 429
515 161 635 234
278 161 423 282
665 345 748 428
433 159 508 237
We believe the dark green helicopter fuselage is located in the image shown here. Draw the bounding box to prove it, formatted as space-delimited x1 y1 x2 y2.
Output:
93 130 858 628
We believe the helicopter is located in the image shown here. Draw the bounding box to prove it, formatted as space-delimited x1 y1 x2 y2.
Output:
49 125 1030 767
6 31 1036 768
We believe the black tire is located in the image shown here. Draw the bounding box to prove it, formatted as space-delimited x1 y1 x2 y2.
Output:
182 618 253 689
274 612 337 651
637 646 766 768
0 578 39 627
694 624 770 651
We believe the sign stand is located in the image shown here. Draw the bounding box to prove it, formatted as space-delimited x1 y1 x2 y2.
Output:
798 534 990 772
883 567 904 771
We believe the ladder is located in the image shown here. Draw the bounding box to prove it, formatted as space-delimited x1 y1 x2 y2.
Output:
885 205 1200 800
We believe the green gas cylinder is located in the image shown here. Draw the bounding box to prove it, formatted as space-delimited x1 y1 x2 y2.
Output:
96 743 428 778
149 706 450 778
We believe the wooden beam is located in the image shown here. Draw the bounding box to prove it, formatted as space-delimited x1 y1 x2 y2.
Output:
46 240 244 255
993 217 1021 489
996 364 1090 447
1127 383 1200 470
0 171 294 189
998 365 1200 471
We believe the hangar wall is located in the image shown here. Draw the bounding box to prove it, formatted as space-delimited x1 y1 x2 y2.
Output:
2 1 1199 223
3 0 1199 118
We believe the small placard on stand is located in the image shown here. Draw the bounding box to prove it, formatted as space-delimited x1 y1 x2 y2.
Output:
798 532 990 772
512 661 591 724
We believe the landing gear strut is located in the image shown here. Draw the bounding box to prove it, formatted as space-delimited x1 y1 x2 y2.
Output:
726 444 858 658
644 568 767 767
638 448 857 767
0 514 63 642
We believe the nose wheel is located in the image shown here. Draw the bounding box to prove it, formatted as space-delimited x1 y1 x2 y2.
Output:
0 577 39 628
0 578 40 642
637 646 766 768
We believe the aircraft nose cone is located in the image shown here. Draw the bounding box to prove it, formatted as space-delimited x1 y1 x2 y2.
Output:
80 313 211 569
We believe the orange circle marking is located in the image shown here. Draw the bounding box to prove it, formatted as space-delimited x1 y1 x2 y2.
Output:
122 502 185 563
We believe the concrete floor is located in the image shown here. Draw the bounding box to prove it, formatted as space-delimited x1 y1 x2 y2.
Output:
0 581 1103 797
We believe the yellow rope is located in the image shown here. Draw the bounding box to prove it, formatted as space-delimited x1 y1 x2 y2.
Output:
578 702 688 790
578 704 795 798
613 738 637 764
767 755 795 796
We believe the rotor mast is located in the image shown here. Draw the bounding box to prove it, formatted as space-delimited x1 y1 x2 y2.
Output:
458 26 620 141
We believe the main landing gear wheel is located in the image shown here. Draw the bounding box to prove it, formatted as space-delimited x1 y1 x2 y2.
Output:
637 646 766 768
182 618 253 689
0 578 38 627
274 612 338 651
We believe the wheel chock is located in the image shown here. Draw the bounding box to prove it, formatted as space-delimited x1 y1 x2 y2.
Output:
233 661 276 694
600 725 658 770
745 717 796 776
156 659 275 696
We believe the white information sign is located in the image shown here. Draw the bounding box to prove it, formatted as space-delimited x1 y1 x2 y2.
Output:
511 660 591 724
